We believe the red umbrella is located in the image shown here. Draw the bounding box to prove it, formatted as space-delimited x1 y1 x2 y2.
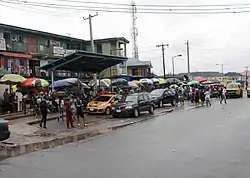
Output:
22 78 36 87
202 80 213 84
194 77 207 83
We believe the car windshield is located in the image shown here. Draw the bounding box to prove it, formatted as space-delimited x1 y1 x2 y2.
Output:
125 95 138 102
151 89 164 96
227 84 238 88
93 96 111 102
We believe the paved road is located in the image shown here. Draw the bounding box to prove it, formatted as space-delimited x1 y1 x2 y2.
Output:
1 97 250 178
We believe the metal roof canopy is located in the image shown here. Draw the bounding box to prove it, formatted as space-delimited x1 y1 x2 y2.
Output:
39 51 127 73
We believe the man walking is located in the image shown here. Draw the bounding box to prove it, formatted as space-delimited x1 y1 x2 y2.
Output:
220 87 227 104
39 97 48 129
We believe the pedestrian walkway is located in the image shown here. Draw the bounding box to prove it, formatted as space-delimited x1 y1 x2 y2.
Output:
0 107 174 158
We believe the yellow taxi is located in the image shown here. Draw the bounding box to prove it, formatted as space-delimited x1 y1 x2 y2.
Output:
226 83 242 98
247 84 250 98
86 93 121 115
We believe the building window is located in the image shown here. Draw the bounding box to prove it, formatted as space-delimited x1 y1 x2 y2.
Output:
96 44 102 53
132 68 138 76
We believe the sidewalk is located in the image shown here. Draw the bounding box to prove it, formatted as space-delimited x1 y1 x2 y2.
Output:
0 107 174 159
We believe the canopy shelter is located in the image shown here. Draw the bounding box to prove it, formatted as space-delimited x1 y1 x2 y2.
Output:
39 51 127 73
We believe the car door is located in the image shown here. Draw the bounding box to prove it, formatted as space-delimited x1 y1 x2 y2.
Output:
138 94 146 112
143 93 151 110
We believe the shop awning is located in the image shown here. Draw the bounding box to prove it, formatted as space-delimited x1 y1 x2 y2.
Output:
39 51 127 73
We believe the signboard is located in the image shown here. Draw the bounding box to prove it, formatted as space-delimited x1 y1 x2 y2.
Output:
53 46 64 56
0 38 6 51
64 49 76 56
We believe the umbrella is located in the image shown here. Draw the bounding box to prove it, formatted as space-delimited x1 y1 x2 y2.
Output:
166 78 182 85
22 78 49 88
201 80 213 84
151 78 159 83
128 81 138 88
194 76 207 83
101 78 111 86
139 78 153 85
63 78 90 89
89 79 109 87
158 78 166 85
188 80 200 85
111 78 128 86
0 74 26 84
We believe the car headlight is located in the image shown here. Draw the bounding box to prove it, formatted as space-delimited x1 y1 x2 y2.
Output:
125 106 133 109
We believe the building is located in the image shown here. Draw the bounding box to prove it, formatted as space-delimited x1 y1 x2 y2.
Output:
126 58 152 77
85 37 129 78
0 23 129 79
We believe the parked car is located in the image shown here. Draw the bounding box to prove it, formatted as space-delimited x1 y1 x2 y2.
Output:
0 119 10 141
86 93 122 115
112 93 155 118
150 89 176 108
226 83 242 98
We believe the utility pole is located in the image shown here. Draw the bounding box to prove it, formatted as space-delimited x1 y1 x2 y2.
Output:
83 12 98 52
216 63 224 81
156 43 169 79
83 12 98 94
130 2 139 60
186 40 191 78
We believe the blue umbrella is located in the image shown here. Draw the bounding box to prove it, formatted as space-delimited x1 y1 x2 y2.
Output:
49 80 75 89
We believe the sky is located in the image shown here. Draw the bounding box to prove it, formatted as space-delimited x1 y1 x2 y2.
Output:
0 0 250 75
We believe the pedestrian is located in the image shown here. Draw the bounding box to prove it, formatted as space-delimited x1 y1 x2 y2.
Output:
194 89 199 106
70 97 77 122
3 88 10 113
75 97 85 127
220 87 227 104
200 89 205 106
65 97 74 129
39 97 48 129
57 96 64 122
174 89 179 107
15 90 23 112
205 88 212 106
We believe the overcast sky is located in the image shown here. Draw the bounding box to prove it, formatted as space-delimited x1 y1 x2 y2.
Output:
0 0 250 75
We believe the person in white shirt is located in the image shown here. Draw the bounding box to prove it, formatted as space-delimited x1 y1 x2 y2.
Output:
204 88 211 106
15 90 23 112
220 87 227 104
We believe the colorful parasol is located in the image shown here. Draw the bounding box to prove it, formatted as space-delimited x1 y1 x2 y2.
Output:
158 78 166 85
22 78 49 88
188 80 200 85
0 74 26 84
194 77 207 83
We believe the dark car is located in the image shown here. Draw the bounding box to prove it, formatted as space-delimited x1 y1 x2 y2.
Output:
0 119 10 141
150 89 176 108
112 93 155 118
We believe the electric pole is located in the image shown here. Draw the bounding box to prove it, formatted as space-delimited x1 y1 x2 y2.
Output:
156 43 169 79
83 12 98 94
186 40 190 77
83 12 98 52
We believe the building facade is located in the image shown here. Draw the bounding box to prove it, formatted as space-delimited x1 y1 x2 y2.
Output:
126 58 152 77
0 23 129 79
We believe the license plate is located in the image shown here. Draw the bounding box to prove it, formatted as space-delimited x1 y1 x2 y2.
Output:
116 109 121 113
90 108 94 111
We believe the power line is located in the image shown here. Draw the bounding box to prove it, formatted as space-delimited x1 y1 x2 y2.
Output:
23 0 250 8
3 0 250 14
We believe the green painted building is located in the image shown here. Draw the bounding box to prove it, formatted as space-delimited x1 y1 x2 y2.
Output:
0 23 129 78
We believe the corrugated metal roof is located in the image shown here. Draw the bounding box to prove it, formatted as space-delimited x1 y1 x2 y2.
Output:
126 58 152 67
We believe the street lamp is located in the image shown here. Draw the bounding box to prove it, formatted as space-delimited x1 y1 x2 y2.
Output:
172 54 182 77
109 48 123 91
216 63 224 81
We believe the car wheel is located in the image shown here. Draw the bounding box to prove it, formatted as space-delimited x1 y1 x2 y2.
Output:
158 100 163 108
149 105 154 114
105 107 111 115
171 100 176 107
133 108 139 118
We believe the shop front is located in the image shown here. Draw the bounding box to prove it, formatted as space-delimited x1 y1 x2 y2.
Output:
0 52 32 76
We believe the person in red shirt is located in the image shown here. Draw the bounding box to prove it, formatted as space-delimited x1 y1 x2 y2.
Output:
65 97 74 128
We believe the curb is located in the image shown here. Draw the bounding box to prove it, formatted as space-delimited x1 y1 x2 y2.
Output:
110 108 173 130
0 108 173 159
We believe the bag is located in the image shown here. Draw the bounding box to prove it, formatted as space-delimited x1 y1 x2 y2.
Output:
40 100 47 111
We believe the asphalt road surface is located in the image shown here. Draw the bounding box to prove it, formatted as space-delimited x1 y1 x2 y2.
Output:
1 97 250 178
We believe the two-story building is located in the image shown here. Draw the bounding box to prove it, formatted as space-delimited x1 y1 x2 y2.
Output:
0 23 129 79
126 58 152 77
